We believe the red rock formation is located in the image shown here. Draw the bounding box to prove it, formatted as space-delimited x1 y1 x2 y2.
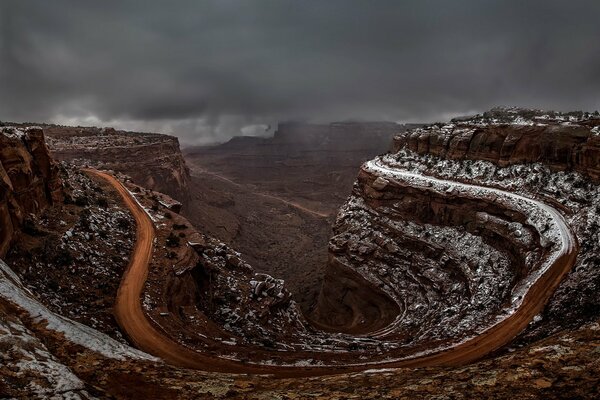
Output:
394 109 600 179
0 127 63 257
41 125 191 202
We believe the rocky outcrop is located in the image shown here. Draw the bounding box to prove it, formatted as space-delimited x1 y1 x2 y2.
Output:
42 125 191 202
314 108 600 348
0 127 63 257
394 107 600 180
313 162 546 338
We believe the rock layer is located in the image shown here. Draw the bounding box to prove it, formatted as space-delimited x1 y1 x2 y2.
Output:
0 127 62 257
42 125 191 202
394 108 600 180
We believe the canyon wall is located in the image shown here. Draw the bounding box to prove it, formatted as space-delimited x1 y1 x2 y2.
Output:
314 107 600 344
0 127 63 257
313 165 540 335
394 108 600 180
42 126 191 202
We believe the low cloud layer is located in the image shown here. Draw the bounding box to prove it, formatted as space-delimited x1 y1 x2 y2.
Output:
2 1 600 144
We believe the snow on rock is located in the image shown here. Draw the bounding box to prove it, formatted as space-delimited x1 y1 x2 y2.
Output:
0 259 156 362
0 314 96 399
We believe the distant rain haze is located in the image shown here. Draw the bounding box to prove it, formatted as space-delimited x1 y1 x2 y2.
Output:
1 0 600 144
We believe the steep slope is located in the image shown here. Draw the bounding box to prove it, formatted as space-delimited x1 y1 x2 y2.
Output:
315 108 600 344
5 164 136 340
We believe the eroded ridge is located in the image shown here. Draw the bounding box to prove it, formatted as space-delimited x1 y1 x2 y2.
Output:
311 154 577 360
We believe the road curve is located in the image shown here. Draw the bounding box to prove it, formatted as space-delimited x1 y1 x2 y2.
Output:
84 169 284 375
85 165 578 377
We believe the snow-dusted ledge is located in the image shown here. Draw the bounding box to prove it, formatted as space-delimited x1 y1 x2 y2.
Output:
364 155 576 318
0 259 157 362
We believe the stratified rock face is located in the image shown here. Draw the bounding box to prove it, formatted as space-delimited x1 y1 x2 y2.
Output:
42 125 191 202
394 107 600 180
314 107 600 345
0 127 63 257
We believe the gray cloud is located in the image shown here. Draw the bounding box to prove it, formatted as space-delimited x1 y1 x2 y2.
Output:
1 0 600 144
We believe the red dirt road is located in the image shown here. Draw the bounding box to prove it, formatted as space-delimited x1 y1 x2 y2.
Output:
87 168 578 377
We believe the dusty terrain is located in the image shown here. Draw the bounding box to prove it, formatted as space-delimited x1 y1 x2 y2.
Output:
6 165 134 341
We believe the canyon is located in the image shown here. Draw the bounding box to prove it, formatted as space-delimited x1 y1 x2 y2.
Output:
1 108 600 398
183 121 420 309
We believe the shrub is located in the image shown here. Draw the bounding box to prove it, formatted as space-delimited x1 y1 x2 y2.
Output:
47 280 60 291
166 232 180 247
53 248 74 266
22 218 44 236
74 195 89 207
96 196 109 208
116 217 131 230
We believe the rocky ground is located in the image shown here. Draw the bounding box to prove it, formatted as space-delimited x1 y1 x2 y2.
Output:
388 107 600 342
2 277 599 399
5 165 134 342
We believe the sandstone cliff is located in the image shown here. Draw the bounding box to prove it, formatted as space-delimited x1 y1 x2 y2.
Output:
394 107 600 180
0 127 62 257
42 125 191 202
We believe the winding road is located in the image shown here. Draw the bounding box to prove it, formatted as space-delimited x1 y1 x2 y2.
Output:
85 162 578 377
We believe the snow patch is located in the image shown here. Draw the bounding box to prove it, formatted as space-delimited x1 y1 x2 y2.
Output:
0 259 156 361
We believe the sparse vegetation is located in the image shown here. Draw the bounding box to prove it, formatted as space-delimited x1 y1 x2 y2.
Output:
166 232 180 247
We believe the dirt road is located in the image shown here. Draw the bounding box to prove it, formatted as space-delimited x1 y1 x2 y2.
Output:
193 169 330 218
87 168 578 377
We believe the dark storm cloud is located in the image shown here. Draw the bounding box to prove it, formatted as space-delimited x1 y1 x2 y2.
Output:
1 0 600 144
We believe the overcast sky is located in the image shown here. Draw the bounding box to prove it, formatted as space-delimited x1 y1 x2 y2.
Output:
1 1 600 145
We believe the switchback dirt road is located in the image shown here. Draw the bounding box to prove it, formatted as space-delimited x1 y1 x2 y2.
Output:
87 168 578 377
